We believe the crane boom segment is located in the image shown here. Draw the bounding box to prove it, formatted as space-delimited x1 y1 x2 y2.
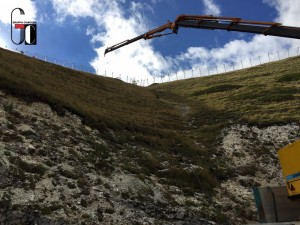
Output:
104 14 300 55
176 20 300 39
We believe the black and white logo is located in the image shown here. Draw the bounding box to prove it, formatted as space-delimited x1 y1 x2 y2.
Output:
11 8 37 45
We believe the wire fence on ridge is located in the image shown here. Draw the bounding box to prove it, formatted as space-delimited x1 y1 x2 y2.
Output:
2 45 300 86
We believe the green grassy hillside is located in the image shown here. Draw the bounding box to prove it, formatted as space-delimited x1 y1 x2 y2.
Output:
1 47 300 172
156 57 300 125
2 47 299 133
0 48 181 132
1 46 300 223
154 57 300 147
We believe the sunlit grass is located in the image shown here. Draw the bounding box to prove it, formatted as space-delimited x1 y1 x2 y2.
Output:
156 56 300 126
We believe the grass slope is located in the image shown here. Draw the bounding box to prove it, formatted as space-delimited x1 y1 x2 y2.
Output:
154 57 300 145
0 48 214 194
0 48 181 133
1 47 300 205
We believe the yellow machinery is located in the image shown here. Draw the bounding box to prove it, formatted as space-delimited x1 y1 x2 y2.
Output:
253 141 300 223
278 140 300 199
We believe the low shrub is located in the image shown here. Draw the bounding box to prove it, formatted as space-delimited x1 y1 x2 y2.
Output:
10 156 46 175
277 72 300 82
191 84 243 96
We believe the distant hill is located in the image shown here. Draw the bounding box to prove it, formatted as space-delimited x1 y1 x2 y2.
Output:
0 47 300 224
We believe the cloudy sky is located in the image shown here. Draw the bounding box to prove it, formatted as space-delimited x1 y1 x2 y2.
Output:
0 0 300 84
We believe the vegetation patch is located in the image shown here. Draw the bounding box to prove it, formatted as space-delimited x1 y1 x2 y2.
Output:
58 166 78 179
191 84 243 96
31 202 63 215
9 156 46 175
277 72 300 83
158 166 217 193
2 133 23 143
234 87 298 103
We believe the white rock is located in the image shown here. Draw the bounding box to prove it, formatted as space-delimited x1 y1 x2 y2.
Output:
17 124 36 135
27 144 35 150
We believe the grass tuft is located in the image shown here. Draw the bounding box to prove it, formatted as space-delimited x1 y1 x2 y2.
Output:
277 72 300 83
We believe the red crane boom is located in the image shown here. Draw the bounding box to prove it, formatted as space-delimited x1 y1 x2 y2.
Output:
104 14 300 55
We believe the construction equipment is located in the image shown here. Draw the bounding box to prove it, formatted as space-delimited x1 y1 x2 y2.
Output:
278 140 300 200
252 141 300 224
104 14 300 55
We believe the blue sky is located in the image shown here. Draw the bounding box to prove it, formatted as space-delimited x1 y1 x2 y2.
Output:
0 0 300 83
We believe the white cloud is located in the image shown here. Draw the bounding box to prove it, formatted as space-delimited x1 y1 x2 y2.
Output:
51 0 97 22
171 0 300 79
264 0 300 26
202 0 221 16
49 0 300 84
0 36 7 48
50 0 170 82
0 0 36 24
174 36 292 72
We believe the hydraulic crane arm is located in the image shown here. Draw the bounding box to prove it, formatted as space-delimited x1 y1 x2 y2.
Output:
104 22 176 55
104 14 300 55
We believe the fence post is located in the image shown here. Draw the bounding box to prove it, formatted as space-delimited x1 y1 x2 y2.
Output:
12 45 297 86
